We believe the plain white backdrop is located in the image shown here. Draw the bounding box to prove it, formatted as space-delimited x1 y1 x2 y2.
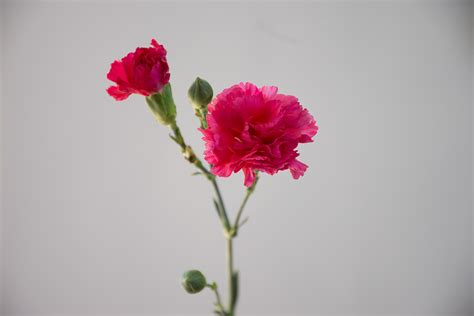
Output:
1 1 473 315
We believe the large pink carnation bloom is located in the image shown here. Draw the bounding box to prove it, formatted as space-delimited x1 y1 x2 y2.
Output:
201 82 318 187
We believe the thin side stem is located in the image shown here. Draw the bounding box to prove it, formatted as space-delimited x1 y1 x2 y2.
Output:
233 175 259 232
214 289 224 311
208 283 224 314
234 190 252 230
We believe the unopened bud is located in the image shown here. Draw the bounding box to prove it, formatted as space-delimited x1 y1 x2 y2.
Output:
188 77 213 111
181 270 207 294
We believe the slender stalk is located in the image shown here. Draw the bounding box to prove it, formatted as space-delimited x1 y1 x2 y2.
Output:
234 175 259 231
234 190 252 230
207 283 224 314
214 289 224 311
170 122 186 150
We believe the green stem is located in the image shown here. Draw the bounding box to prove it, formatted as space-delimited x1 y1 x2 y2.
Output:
207 283 224 314
170 122 186 150
233 175 259 232
169 121 230 229
234 191 251 231
168 120 261 316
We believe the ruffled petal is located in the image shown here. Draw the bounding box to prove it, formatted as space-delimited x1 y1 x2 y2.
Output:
211 164 233 178
150 38 159 48
106 86 131 101
261 85 278 99
107 60 128 83
243 168 256 187
289 159 308 179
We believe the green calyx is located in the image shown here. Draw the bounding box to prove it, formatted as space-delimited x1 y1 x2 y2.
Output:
181 270 207 294
146 83 177 126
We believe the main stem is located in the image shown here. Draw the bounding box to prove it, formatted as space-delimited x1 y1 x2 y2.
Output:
169 120 257 316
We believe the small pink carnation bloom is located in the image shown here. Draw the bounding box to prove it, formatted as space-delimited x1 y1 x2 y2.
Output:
106 39 170 101
200 82 318 187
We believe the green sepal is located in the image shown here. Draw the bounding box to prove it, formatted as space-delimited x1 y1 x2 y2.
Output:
146 83 177 126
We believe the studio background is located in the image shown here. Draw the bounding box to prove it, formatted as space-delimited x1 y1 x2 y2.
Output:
1 1 472 315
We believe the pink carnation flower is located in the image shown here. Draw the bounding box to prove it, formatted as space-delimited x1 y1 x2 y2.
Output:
201 82 318 187
106 39 170 101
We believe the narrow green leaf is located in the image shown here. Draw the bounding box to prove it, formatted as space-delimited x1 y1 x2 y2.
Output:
231 271 239 309
169 134 179 144
213 199 221 216
237 217 250 229
213 199 227 227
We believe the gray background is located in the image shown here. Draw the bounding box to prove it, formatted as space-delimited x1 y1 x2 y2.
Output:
1 1 472 315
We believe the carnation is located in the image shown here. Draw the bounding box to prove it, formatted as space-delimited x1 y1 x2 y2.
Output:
201 82 318 187
106 39 170 100
106 38 321 315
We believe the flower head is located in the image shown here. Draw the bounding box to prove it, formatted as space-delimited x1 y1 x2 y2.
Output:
201 82 318 187
106 39 170 101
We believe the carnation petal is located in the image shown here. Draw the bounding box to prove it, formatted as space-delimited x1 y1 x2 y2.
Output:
107 60 127 83
106 86 131 101
151 38 159 48
289 159 308 179
261 85 278 99
211 164 233 178
243 168 256 187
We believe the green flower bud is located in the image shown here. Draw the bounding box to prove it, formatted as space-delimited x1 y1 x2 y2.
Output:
146 83 177 126
181 270 207 294
188 77 213 111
